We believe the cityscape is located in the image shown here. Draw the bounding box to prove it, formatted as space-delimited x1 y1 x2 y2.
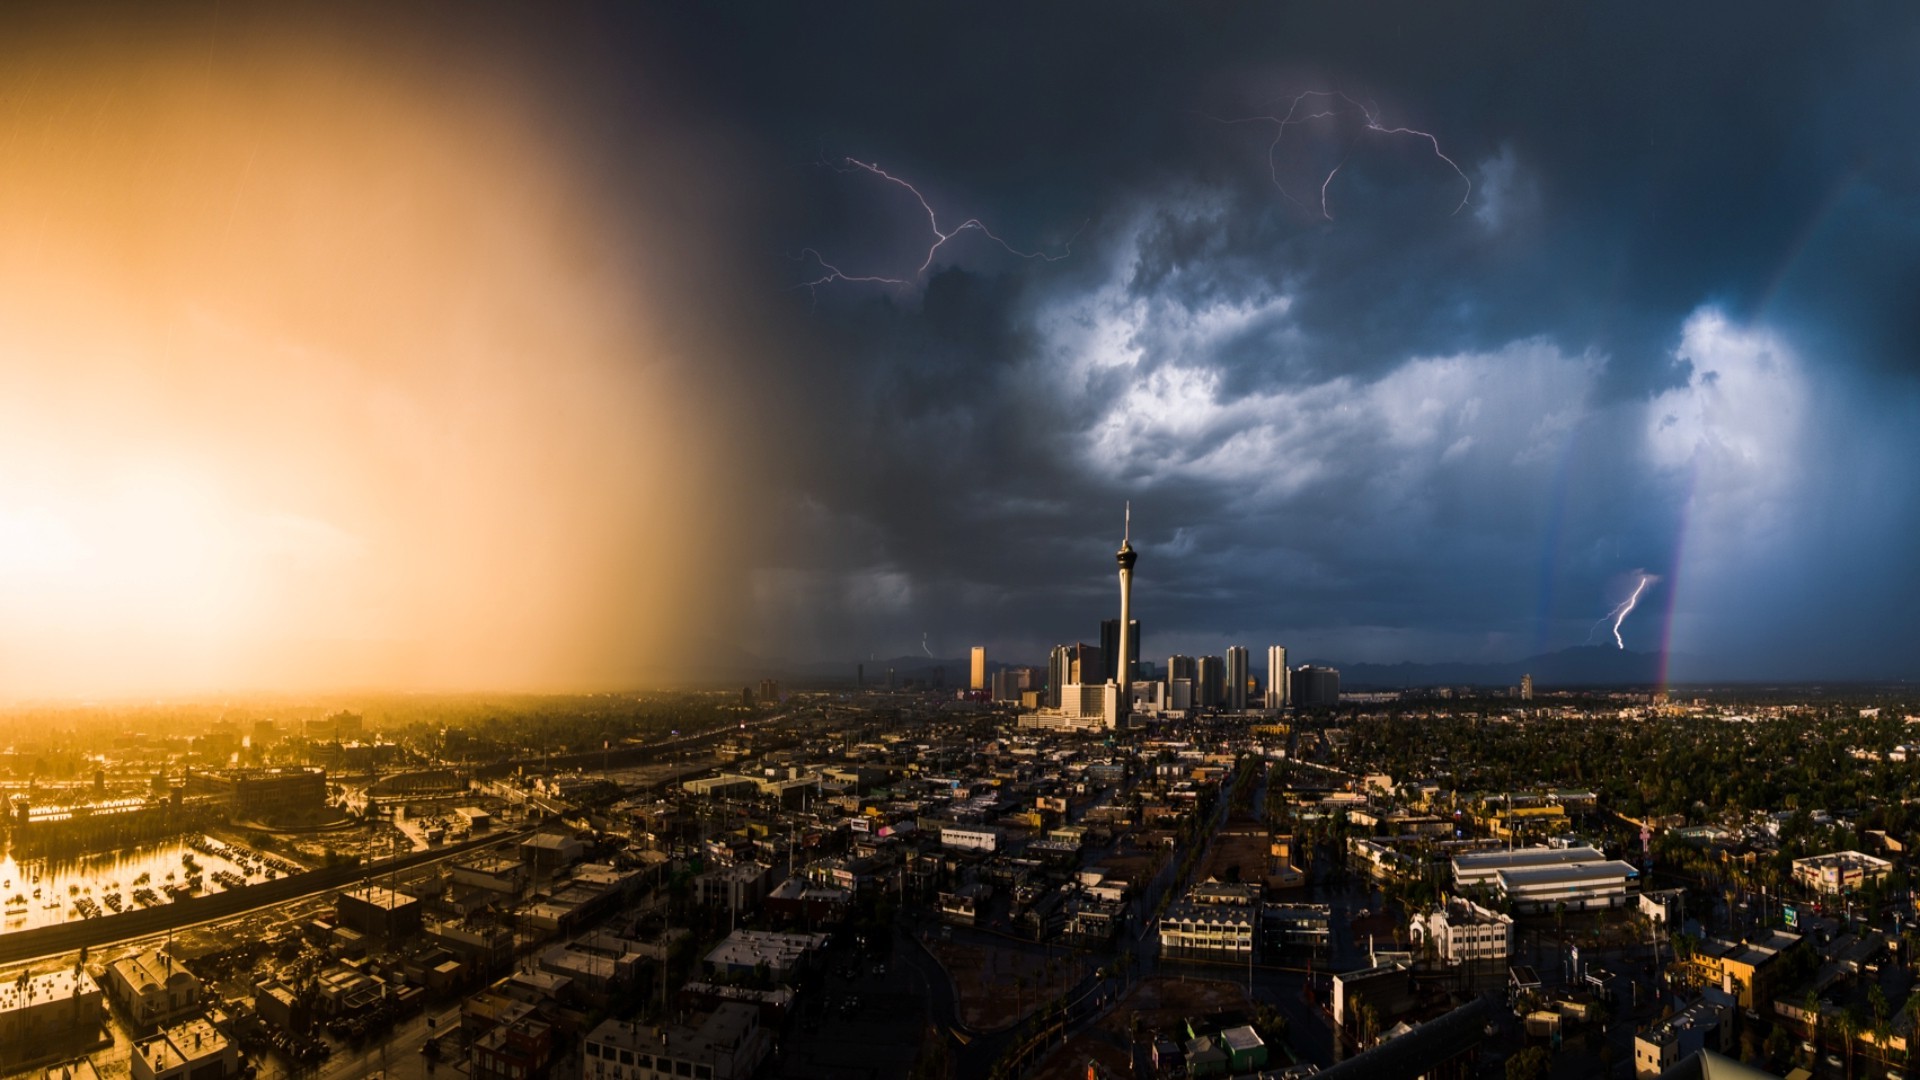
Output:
4 6 1920 1080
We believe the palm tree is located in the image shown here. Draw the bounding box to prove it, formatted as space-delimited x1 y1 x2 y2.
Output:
1870 984 1891 1068
1836 1004 1863 1080
1805 990 1824 1066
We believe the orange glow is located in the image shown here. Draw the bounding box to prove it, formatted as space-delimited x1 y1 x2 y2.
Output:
0 12 733 696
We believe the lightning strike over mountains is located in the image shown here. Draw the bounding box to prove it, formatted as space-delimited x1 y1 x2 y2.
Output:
1218 90 1472 219
1587 573 1659 650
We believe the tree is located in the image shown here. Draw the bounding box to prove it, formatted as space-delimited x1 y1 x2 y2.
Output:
1506 1046 1552 1080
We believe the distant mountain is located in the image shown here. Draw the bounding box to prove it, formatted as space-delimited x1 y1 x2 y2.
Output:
1317 645 1667 690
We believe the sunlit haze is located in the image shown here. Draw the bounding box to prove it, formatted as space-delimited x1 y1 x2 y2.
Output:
0 9 744 696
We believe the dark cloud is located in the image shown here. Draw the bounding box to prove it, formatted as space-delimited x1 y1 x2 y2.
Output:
617 5 1920 676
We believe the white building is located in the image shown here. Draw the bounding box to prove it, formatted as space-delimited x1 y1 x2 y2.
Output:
1265 646 1289 708
1452 846 1605 890
701 929 828 982
1160 901 1254 958
585 1003 770 1080
1496 860 1639 913
939 825 1000 853
1412 899 1514 964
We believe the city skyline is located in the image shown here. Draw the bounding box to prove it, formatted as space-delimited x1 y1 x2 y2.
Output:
3 5 1920 697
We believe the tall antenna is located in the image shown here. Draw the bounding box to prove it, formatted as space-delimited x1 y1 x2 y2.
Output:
1123 501 1130 545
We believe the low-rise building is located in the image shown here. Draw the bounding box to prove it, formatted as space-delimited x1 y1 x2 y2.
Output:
0 969 103 1050
584 1003 771 1080
1792 850 1893 895
701 929 828 982
1633 998 1731 1079
130 1015 239 1080
472 1016 553 1080
1451 846 1605 891
1412 899 1514 964
337 886 422 941
1690 931 1804 1011
104 952 200 1029
1495 860 1639 913
1160 901 1255 959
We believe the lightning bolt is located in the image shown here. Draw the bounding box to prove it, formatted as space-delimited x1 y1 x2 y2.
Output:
922 632 934 659
1215 90 1472 219
1587 574 1655 650
795 157 1076 296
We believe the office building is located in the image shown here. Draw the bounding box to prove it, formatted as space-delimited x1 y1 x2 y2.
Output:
1196 656 1224 708
1411 899 1513 964
1520 673 1534 701
969 647 986 691
1792 850 1893 895
1265 646 1290 708
1099 619 1141 684
1294 665 1340 707
1047 645 1069 708
1225 646 1249 711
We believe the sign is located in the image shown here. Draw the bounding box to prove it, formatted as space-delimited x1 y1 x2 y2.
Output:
1784 904 1798 928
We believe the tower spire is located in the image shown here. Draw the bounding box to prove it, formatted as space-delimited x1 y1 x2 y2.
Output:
1123 501 1130 545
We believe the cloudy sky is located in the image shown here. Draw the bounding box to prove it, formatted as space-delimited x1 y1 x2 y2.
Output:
2 4 1916 694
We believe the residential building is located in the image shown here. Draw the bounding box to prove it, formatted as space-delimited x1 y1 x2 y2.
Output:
1634 998 1731 1079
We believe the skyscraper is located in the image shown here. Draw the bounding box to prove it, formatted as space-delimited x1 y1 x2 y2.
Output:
1100 618 1142 684
1295 665 1340 708
1520 673 1534 701
1047 645 1070 709
1196 655 1223 708
970 646 986 691
1114 505 1137 726
1225 646 1249 711
1265 646 1290 708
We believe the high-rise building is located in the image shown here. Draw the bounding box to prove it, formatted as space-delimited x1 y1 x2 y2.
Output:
1114 506 1137 726
1047 645 1070 709
1225 646 1249 711
1066 642 1103 685
1166 655 1196 689
1295 665 1341 708
1265 646 1290 708
1196 656 1223 708
970 647 987 691
1100 619 1142 684
1520 673 1534 701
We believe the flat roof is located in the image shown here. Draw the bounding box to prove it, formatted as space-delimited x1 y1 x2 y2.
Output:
1496 861 1638 887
